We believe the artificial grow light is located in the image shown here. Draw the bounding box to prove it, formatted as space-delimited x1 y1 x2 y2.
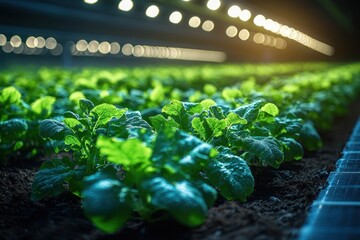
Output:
84 0 98 4
146 5 160 18
118 0 133 12
189 16 201 28
207 0 221 11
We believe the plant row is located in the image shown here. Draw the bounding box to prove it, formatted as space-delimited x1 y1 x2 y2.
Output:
1 63 360 232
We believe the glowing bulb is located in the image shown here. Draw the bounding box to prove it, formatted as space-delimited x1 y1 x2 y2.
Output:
226 26 238 38
189 16 201 28
110 42 120 54
0 34 6 46
84 0 98 4
146 5 160 18
99 41 111 54
239 9 251 22
36 37 45 48
122 43 133 55
88 40 99 53
45 37 57 49
169 11 182 24
207 0 221 11
227 5 241 18
239 29 250 41
10 35 22 48
118 0 133 11
26 36 37 48
202 20 214 32
2 42 13 53
253 15 265 27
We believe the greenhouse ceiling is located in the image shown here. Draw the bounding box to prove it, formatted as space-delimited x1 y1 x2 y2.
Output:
0 0 359 63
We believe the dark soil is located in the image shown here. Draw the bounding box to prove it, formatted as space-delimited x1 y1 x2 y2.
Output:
1 101 360 240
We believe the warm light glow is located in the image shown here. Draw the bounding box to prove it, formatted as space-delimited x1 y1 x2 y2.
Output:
10 35 22 48
253 33 265 44
26 36 38 48
36 37 45 48
50 44 63 56
99 41 111 54
13 43 24 54
45 37 57 50
207 0 221 11
133 45 145 57
146 5 160 18
84 0 98 4
169 11 182 24
2 42 13 53
122 43 133 55
88 40 99 53
226 26 238 38
239 9 251 22
239 29 250 41
202 20 214 32
76 40 88 51
118 0 133 11
0 34 6 46
110 42 120 54
189 16 201 28
227 5 241 18
253 15 265 27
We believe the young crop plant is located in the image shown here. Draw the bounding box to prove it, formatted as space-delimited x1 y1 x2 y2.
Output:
32 98 254 232
149 99 308 168
0 86 57 162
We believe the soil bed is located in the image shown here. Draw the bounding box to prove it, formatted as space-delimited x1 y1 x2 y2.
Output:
1 101 360 240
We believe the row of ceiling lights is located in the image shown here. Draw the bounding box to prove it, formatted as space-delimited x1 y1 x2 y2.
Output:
84 0 333 55
72 41 226 62
0 34 63 55
0 33 226 62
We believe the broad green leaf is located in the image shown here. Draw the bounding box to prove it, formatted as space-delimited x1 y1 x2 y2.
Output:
242 136 284 168
149 84 165 103
90 103 126 128
149 114 179 131
204 152 254 201
205 118 227 137
225 112 247 126
64 135 81 147
31 158 85 201
0 119 28 142
31 96 56 117
69 92 86 104
260 103 279 117
152 129 214 173
209 105 226 119
63 118 85 133
79 99 95 114
162 100 184 116
203 84 217 96
125 111 152 130
82 170 132 233
192 117 206 140
97 137 154 183
63 111 79 119
200 99 216 110
162 100 190 131
39 119 70 140
280 137 304 161
140 177 208 227
299 121 322 151
193 181 217 207
0 86 21 104
232 100 265 123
